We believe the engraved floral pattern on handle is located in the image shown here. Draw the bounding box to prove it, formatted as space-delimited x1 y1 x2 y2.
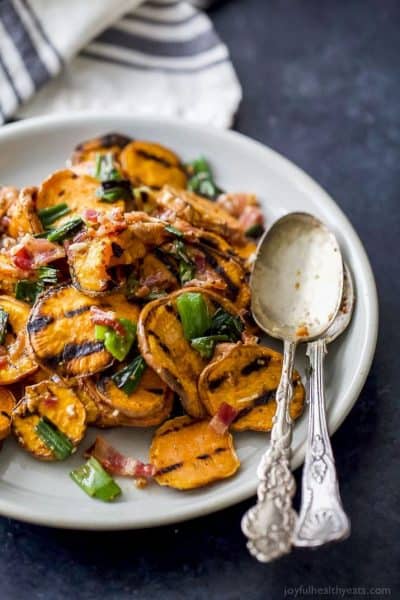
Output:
241 341 298 562
293 339 350 547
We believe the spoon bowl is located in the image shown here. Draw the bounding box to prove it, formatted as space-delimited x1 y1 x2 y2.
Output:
242 212 344 562
251 212 343 342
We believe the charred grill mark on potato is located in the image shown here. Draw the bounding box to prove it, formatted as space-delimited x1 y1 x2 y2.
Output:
150 416 240 489
147 388 164 395
111 242 124 258
199 343 305 432
138 288 249 418
241 356 271 376
136 149 176 169
28 285 112 379
200 246 240 300
149 331 171 356
120 141 187 189
43 341 105 370
64 305 91 318
156 462 183 475
27 315 54 333
97 133 131 149
208 374 228 391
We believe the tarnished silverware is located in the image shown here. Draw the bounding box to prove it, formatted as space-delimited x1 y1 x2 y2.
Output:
294 264 354 547
241 213 343 562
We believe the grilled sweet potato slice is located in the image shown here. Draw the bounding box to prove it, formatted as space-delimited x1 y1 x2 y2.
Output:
150 416 240 489
0 388 16 441
120 141 187 189
5 187 42 239
137 287 248 418
96 365 170 418
0 186 18 219
78 378 173 428
37 170 125 226
199 343 305 431
68 229 146 295
70 132 131 165
156 186 244 245
12 380 86 460
0 296 38 384
27 285 112 379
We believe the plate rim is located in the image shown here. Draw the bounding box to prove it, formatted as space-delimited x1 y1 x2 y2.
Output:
0 113 379 530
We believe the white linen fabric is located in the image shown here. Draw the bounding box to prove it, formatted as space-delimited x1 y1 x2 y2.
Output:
0 0 241 128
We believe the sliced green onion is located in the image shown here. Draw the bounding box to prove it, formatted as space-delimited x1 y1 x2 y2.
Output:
207 307 244 341
176 292 212 340
96 180 132 203
70 457 121 501
111 355 147 395
35 417 73 460
186 156 212 177
179 260 195 284
94 153 122 181
15 280 43 304
95 318 137 362
0 308 9 344
165 224 184 238
36 266 59 284
38 203 71 228
245 223 264 239
191 334 229 359
187 173 222 200
186 156 222 200
46 217 84 243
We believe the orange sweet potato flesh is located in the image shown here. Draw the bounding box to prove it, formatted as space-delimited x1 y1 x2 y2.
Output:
70 132 131 165
78 378 173 428
0 387 16 441
12 380 86 460
68 229 146 296
37 169 125 226
156 186 245 245
199 343 305 431
5 187 42 238
120 140 187 189
27 285 112 379
137 287 248 418
150 416 240 489
96 365 170 418
0 296 38 384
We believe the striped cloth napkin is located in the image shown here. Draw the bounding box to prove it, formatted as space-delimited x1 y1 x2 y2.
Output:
0 0 241 128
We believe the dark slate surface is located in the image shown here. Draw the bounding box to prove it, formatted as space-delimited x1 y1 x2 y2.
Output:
1 1 399 598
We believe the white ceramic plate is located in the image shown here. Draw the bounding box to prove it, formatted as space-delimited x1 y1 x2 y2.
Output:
0 115 378 530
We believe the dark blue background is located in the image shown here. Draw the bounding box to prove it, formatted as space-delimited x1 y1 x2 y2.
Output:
1 1 398 598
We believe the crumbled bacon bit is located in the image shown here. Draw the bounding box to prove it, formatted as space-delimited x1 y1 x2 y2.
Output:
83 208 99 223
209 402 238 435
0 346 7 368
43 395 58 407
86 436 156 479
11 236 65 270
90 306 126 336
12 246 33 271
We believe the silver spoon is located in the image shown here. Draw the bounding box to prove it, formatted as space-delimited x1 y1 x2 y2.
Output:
241 212 343 562
293 263 354 547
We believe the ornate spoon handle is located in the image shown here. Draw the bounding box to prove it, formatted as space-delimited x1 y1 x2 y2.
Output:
293 338 350 547
241 340 298 562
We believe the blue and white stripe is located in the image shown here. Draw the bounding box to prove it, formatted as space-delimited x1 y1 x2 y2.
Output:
0 0 241 128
